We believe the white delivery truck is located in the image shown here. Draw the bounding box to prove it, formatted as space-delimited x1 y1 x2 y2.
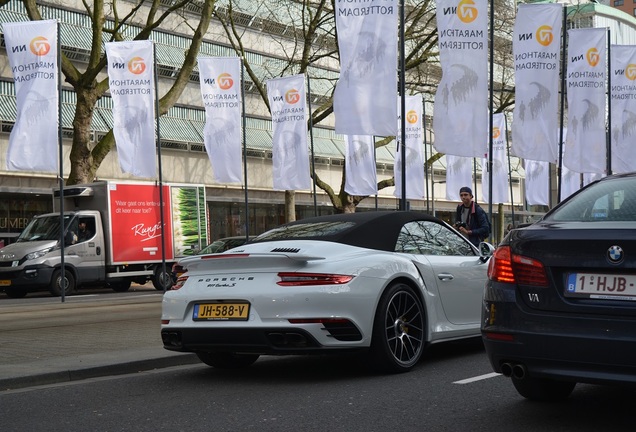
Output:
0 181 208 298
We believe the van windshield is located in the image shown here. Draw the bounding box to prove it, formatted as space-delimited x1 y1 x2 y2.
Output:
17 215 73 242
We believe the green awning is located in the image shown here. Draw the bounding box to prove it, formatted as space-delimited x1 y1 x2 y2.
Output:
376 145 396 163
159 116 202 142
311 137 342 158
245 128 272 150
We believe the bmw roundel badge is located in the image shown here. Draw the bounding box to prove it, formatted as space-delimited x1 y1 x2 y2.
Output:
607 245 624 264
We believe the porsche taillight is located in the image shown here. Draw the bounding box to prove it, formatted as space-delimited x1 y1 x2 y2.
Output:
488 246 548 287
276 272 354 286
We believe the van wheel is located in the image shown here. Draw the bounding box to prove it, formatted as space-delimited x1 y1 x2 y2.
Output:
152 265 173 290
49 269 76 297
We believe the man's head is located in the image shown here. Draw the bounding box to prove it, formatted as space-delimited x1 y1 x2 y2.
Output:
459 186 473 206
79 221 87 231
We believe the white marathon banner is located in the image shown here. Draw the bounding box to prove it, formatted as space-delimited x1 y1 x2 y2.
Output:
3 20 58 172
266 74 311 191
105 40 156 178
564 28 607 174
511 3 562 164
345 135 377 196
198 57 242 183
445 155 473 201
394 95 425 200
610 45 636 174
433 0 488 158
334 0 398 136
524 159 549 206
482 113 510 204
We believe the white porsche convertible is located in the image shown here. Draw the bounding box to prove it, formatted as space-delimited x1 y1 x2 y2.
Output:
161 211 494 373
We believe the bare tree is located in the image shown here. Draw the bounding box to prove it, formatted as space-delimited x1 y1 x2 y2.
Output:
16 0 215 185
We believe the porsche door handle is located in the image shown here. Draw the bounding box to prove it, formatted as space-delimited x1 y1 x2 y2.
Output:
437 273 454 281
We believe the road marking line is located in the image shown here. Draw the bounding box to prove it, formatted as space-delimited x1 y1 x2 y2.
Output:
453 372 501 384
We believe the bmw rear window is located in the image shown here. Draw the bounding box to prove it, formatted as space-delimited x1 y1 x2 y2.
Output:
548 177 636 222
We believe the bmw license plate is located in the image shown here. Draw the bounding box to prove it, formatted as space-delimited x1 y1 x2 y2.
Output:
0 280 10 286
193 302 249 321
566 273 636 300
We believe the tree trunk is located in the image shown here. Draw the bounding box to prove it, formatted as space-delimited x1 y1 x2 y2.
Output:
284 190 295 222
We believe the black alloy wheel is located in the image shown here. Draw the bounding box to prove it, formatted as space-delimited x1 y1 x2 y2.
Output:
369 282 426 373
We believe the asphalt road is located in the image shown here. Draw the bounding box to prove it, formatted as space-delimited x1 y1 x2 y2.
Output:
1 338 634 432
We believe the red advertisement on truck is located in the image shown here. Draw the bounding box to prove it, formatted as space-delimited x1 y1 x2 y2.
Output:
108 183 174 263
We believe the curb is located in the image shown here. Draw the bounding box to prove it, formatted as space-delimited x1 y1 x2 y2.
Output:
0 353 199 391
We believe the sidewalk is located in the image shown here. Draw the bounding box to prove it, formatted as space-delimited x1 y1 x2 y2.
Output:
0 286 199 391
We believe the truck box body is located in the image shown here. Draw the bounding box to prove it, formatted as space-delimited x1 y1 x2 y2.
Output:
0 181 207 297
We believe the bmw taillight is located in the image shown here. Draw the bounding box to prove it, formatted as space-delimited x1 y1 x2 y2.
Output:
276 272 354 286
488 245 548 287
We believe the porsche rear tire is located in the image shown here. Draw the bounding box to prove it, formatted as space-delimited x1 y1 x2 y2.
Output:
196 352 260 369
369 282 425 373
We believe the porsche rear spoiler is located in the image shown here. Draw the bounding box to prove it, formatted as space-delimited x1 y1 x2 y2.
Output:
179 252 325 273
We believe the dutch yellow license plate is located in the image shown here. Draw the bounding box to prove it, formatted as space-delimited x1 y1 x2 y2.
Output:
193 302 249 321
0 280 11 287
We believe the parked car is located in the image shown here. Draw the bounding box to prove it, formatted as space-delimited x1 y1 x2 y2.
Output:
171 236 254 282
199 236 255 254
482 172 636 401
162 211 494 373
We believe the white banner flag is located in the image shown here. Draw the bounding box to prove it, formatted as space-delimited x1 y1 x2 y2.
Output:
345 135 377 196
3 20 58 172
583 172 604 187
511 3 562 164
561 166 581 201
524 159 549 206
482 113 510 204
395 95 425 200
433 0 488 157
105 40 156 178
559 129 581 201
610 45 636 174
198 57 242 183
564 28 606 174
334 1 398 136
266 74 311 191
445 155 473 201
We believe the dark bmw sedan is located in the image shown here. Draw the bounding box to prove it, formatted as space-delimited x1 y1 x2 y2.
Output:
482 172 636 401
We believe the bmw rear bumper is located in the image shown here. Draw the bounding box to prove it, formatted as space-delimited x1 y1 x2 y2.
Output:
481 281 636 386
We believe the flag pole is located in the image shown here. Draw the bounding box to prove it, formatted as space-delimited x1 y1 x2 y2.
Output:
241 57 250 238
152 42 167 291
557 7 567 203
505 116 515 227
606 28 612 176
423 100 430 214
306 75 318 216
56 20 66 303
487 0 494 223
399 0 407 211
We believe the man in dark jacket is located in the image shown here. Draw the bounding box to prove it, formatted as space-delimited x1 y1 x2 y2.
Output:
455 186 490 247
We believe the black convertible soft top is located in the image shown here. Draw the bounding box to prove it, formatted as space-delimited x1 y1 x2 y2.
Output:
254 211 441 252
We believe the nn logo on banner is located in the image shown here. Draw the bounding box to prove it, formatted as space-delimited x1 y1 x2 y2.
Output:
110 57 147 74
10 35 51 55
442 0 479 23
518 25 554 47
203 73 234 90
620 64 636 80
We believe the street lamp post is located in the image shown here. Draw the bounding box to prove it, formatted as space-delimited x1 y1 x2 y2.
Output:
431 177 446 218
